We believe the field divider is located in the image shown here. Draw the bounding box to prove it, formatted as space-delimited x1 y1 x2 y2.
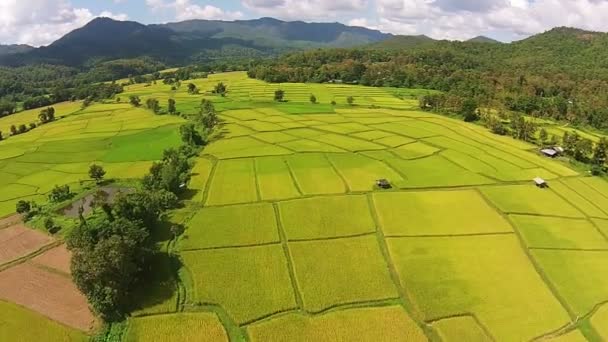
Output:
272 202 304 311
426 313 497 342
180 241 282 253
323 153 351 193
365 193 434 338
475 188 579 323
384 231 515 239
0 240 62 272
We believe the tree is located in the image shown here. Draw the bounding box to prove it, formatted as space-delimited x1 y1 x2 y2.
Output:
82 97 92 108
309 94 317 104
145 98 160 114
113 190 178 227
346 96 355 105
0 131 3 141
461 98 478 122
539 128 548 144
168 99 176 115
213 82 227 96
18 124 27 134
592 137 608 167
29 122 36 130
486 115 506 135
274 89 285 102
574 138 593 162
67 217 151 320
89 164 106 184
48 185 72 203
16 200 31 214
129 95 141 107
142 148 192 195
187 83 199 95
179 123 204 146
10 125 17 136
199 99 219 130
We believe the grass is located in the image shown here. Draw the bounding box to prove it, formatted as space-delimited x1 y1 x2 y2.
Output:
431 316 493 342
288 235 398 312
285 154 346 195
510 215 608 249
205 159 258 206
550 181 608 219
372 190 513 236
255 156 300 201
181 245 297 324
278 195 375 240
591 304 608 340
180 203 279 250
327 153 404 191
247 306 427 342
387 235 571 340
0 300 86 341
532 249 608 316
480 185 584 218
125 312 228 342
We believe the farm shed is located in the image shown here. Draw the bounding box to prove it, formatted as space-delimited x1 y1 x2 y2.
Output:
376 179 392 189
534 177 548 188
541 148 558 158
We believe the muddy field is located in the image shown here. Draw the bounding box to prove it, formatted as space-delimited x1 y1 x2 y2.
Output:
0 224 53 265
31 244 72 274
0 262 96 331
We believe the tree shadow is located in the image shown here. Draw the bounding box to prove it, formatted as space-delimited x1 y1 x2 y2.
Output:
128 252 183 315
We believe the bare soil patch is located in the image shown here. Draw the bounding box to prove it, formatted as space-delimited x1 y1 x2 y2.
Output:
31 244 72 274
0 224 53 265
0 214 22 229
0 262 96 331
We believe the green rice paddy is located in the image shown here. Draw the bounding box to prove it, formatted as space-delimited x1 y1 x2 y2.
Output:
3 71 608 340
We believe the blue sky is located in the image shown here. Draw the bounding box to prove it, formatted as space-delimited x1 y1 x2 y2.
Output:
2 1 608 46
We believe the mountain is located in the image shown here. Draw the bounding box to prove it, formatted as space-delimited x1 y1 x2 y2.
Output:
0 17 391 67
369 35 436 49
0 44 33 56
467 36 501 44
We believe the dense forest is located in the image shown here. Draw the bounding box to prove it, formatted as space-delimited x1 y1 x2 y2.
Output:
248 27 608 131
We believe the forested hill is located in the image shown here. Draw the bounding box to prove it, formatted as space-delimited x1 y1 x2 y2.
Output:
0 44 33 56
0 17 390 67
248 27 608 130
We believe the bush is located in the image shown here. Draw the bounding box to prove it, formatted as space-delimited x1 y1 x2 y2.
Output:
16 200 31 214
48 185 72 203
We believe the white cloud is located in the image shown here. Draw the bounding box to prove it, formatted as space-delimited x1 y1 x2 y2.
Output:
372 0 608 41
243 0 368 20
0 0 128 46
147 0 243 21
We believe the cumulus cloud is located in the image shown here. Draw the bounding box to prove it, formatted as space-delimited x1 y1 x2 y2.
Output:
147 0 244 21
0 0 128 46
243 0 368 20
373 0 608 41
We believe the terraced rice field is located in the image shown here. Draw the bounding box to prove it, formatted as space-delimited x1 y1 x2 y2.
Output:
2 71 608 340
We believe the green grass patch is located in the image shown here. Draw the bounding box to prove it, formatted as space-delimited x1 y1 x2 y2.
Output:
591 304 608 340
532 249 608 316
592 218 608 237
278 195 375 240
391 142 439 159
188 158 214 202
0 300 86 341
510 215 608 249
206 159 258 206
181 245 297 324
386 155 494 188
327 153 404 192
560 178 608 213
180 203 279 250
102 125 181 162
247 306 426 342
285 154 346 195
431 316 493 342
373 190 512 236
280 139 345 153
289 235 398 312
255 156 300 201
480 185 584 218
125 312 228 342
310 134 385 151
387 235 571 340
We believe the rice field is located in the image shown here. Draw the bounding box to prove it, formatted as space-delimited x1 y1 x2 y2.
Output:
3 71 608 340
